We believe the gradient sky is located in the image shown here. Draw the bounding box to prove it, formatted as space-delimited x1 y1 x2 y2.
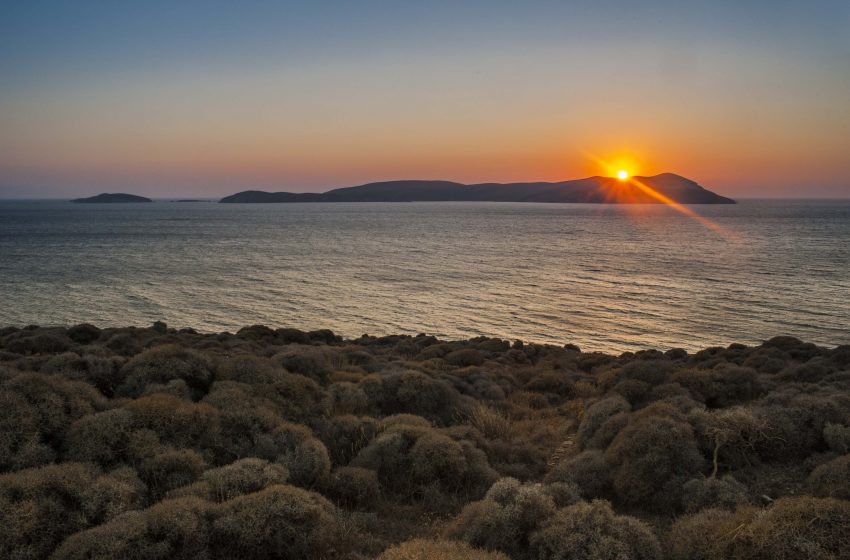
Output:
1 0 849 198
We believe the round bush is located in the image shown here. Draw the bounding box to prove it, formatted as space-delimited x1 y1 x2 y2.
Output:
681 475 750 512
378 538 509 560
324 466 381 509
529 499 662 560
545 450 611 500
605 416 705 511
118 345 214 399
807 454 850 500
210 484 341 560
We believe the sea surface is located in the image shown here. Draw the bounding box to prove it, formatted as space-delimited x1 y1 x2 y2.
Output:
1 199 848 353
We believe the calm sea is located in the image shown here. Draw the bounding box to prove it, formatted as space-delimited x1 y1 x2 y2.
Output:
1 199 848 352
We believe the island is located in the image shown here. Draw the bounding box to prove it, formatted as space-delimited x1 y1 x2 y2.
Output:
71 193 153 203
220 173 735 204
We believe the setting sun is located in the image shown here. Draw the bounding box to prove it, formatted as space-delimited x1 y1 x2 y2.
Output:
617 170 630 180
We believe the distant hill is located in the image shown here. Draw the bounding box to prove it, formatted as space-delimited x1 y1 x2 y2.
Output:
72 193 152 203
220 174 735 204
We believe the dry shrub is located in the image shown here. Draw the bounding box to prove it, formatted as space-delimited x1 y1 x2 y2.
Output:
138 448 206 498
124 393 220 450
546 450 611 500
807 454 850 500
605 415 704 510
823 423 850 454
530 499 661 560
0 462 144 559
118 345 214 399
326 381 369 415
681 475 750 512
216 355 287 384
323 466 381 509
352 424 496 505
445 348 486 367
467 404 513 440
52 496 211 560
576 396 630 448
170 458 288 502
668 497 850 560
446 478 557 559
318 414 379 465
265 422 331 488
65 408 134 465
210 484 342 560
378 538 509 560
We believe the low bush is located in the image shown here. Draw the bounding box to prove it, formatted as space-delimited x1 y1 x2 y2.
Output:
210 484 343 560
377 538 510 560
530 499 661 560
323 466 380 509
807 454 850 500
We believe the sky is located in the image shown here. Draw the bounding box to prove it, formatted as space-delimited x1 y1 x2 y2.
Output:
1 0 849 199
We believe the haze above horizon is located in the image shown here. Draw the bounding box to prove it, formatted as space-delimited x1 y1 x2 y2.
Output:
1 1 849 199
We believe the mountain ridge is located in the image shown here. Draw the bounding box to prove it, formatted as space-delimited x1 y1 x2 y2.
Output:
219 173 735 204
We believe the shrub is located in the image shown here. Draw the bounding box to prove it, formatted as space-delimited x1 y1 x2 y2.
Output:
268 422 331 488
124 393 221 450
263 372 329 424
529 499 662 560
216 355 288 385
378 538 510 560
318 414 379 465
118 345 214 399
352 425 496 503
67 323 101 344
326 381 369 415
807 454 850 500
103 331 143 356
667 497 850 560
65 408 135 465
209 484 342 560
0 463 143 559
2 372 104 464
445 348 485 367
447 478 556 559
576 396 630 448
823 423 850 454
138 448 206 498
467 404 513 440
673 366 762 407
275 345 333 383
681 475 750 512
0 387 55 470
201 382 281 462
52 496 211 560
605 415 705 511
323 466 381 509
171 458 289 502
363 370 462 425
546 450 611 500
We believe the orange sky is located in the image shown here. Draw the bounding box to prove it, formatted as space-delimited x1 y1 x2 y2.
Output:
1 2 849 198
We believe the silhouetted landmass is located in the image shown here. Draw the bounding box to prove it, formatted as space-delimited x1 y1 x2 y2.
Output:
220 173 735 204
71 193 153 203
1 324 847 559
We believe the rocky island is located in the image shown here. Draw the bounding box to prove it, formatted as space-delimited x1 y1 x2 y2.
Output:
220 173 735 204
71 193 153 203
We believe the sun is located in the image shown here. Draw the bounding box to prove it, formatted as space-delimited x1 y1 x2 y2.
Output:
616 169 630 180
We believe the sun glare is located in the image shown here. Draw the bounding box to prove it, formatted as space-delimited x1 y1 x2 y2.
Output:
617 169 629 180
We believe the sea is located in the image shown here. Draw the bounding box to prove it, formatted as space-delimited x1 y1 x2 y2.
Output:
1 199 848 353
